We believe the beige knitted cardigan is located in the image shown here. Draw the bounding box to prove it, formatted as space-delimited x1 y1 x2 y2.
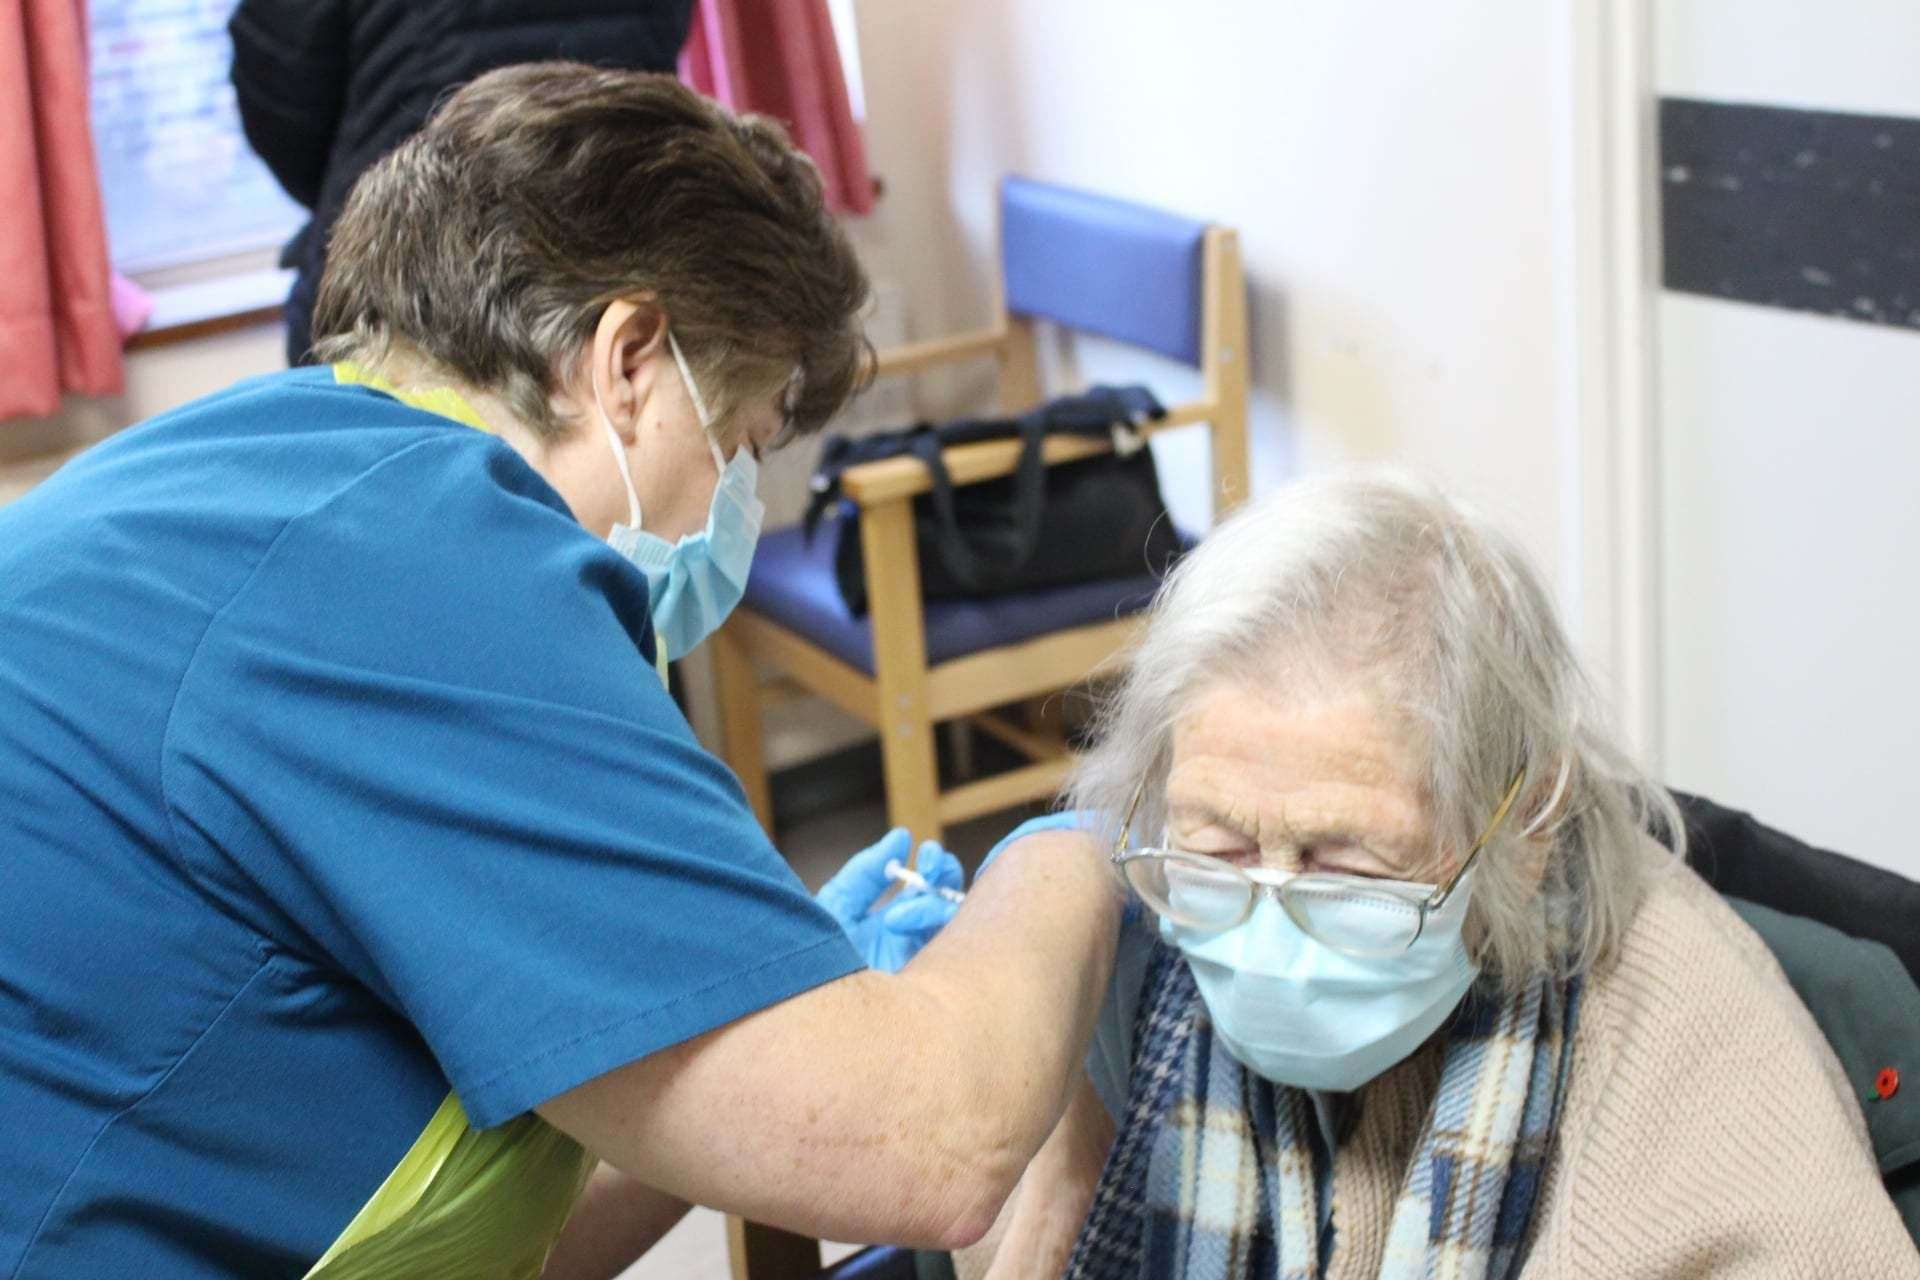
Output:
970 852 1919 1277
1326 853 1919 1277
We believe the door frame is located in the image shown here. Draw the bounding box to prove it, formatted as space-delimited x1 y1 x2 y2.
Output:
1552 0 1664 765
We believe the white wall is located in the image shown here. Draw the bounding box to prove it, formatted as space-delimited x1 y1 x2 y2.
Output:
1656 0 1920 879
846 0 1575 581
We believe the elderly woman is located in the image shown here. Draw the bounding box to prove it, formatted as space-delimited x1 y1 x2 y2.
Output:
967 476 1917 1279
0 65 1121 1278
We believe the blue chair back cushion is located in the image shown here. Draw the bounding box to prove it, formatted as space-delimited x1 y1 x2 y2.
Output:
1000 176 1209 366
741 523 1175 674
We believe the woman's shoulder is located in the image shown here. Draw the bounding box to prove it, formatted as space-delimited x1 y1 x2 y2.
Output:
1600 843 1821 1028
1528 843 1916 1276
1577 844 1863 1131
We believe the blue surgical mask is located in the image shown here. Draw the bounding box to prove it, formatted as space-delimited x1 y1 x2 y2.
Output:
598 331 765 661
1162 871 1481 1092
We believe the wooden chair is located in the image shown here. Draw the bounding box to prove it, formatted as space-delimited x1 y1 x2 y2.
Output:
711 177 1249 858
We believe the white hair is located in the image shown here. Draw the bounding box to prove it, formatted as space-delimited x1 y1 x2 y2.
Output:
1065 471 1683 985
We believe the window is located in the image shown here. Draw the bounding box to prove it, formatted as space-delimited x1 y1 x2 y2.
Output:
824 0 866 123
89 0 304 275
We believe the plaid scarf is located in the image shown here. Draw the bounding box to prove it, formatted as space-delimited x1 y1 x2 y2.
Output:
1065 944 1581 1280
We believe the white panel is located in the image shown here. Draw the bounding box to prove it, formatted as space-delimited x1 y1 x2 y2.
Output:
1656 0 1920 880
1659 293 1920 878
1658 0 1920 116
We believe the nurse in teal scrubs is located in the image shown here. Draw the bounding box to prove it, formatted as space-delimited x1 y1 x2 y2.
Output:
0 65 1123 1279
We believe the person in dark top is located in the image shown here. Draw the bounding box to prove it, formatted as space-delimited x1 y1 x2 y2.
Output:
231 0 697 366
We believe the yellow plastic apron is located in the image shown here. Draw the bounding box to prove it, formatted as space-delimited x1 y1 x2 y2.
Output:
303 1094 596 1279
307 365 655 1275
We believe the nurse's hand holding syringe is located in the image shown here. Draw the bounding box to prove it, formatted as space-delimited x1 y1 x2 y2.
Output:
814 828 966 971
884 858 966 904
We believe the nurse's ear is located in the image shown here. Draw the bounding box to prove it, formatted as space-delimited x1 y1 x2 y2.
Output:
584 297 669 445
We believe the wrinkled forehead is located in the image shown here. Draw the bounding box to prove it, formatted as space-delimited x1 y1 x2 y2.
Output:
1166 681 1431 848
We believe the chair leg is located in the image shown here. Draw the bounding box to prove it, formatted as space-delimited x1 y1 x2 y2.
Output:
711 621 775 834
726 1215 821 1280
880 708 942 846
861 496 943 845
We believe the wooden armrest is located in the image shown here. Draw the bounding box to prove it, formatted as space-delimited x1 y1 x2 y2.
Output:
837 399 1216 506
870 327 1006 378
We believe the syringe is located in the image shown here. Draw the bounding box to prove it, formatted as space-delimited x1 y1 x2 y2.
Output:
884 858 967 904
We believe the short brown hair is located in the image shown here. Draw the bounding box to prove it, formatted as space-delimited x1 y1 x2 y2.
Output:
312 63 871 442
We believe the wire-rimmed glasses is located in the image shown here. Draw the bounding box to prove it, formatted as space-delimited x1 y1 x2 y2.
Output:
1112 771 1525 958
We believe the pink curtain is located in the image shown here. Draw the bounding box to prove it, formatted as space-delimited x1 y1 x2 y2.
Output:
0 0 123 422
680 0 876 216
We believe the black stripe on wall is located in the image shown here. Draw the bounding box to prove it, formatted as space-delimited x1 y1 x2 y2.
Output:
1660 97 1920 329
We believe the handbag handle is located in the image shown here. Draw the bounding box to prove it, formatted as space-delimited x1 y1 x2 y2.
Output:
905 412 1051 592
801 386 1169 586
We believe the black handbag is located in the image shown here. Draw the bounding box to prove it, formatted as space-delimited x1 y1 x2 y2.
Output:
803 385 1185 616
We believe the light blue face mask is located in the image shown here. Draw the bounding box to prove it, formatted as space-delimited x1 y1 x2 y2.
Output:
598 332 765 661
1161 870 1481 1092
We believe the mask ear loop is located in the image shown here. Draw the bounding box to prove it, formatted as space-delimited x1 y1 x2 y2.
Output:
666 330 727 473
592 374 644 529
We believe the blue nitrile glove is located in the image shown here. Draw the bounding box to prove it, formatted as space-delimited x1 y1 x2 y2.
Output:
815 828 966 972
979 809 1140 923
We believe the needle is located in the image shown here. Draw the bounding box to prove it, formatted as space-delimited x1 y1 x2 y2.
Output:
884 858 966 904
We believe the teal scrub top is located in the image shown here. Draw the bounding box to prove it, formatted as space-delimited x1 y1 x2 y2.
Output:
0 368 861 1278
